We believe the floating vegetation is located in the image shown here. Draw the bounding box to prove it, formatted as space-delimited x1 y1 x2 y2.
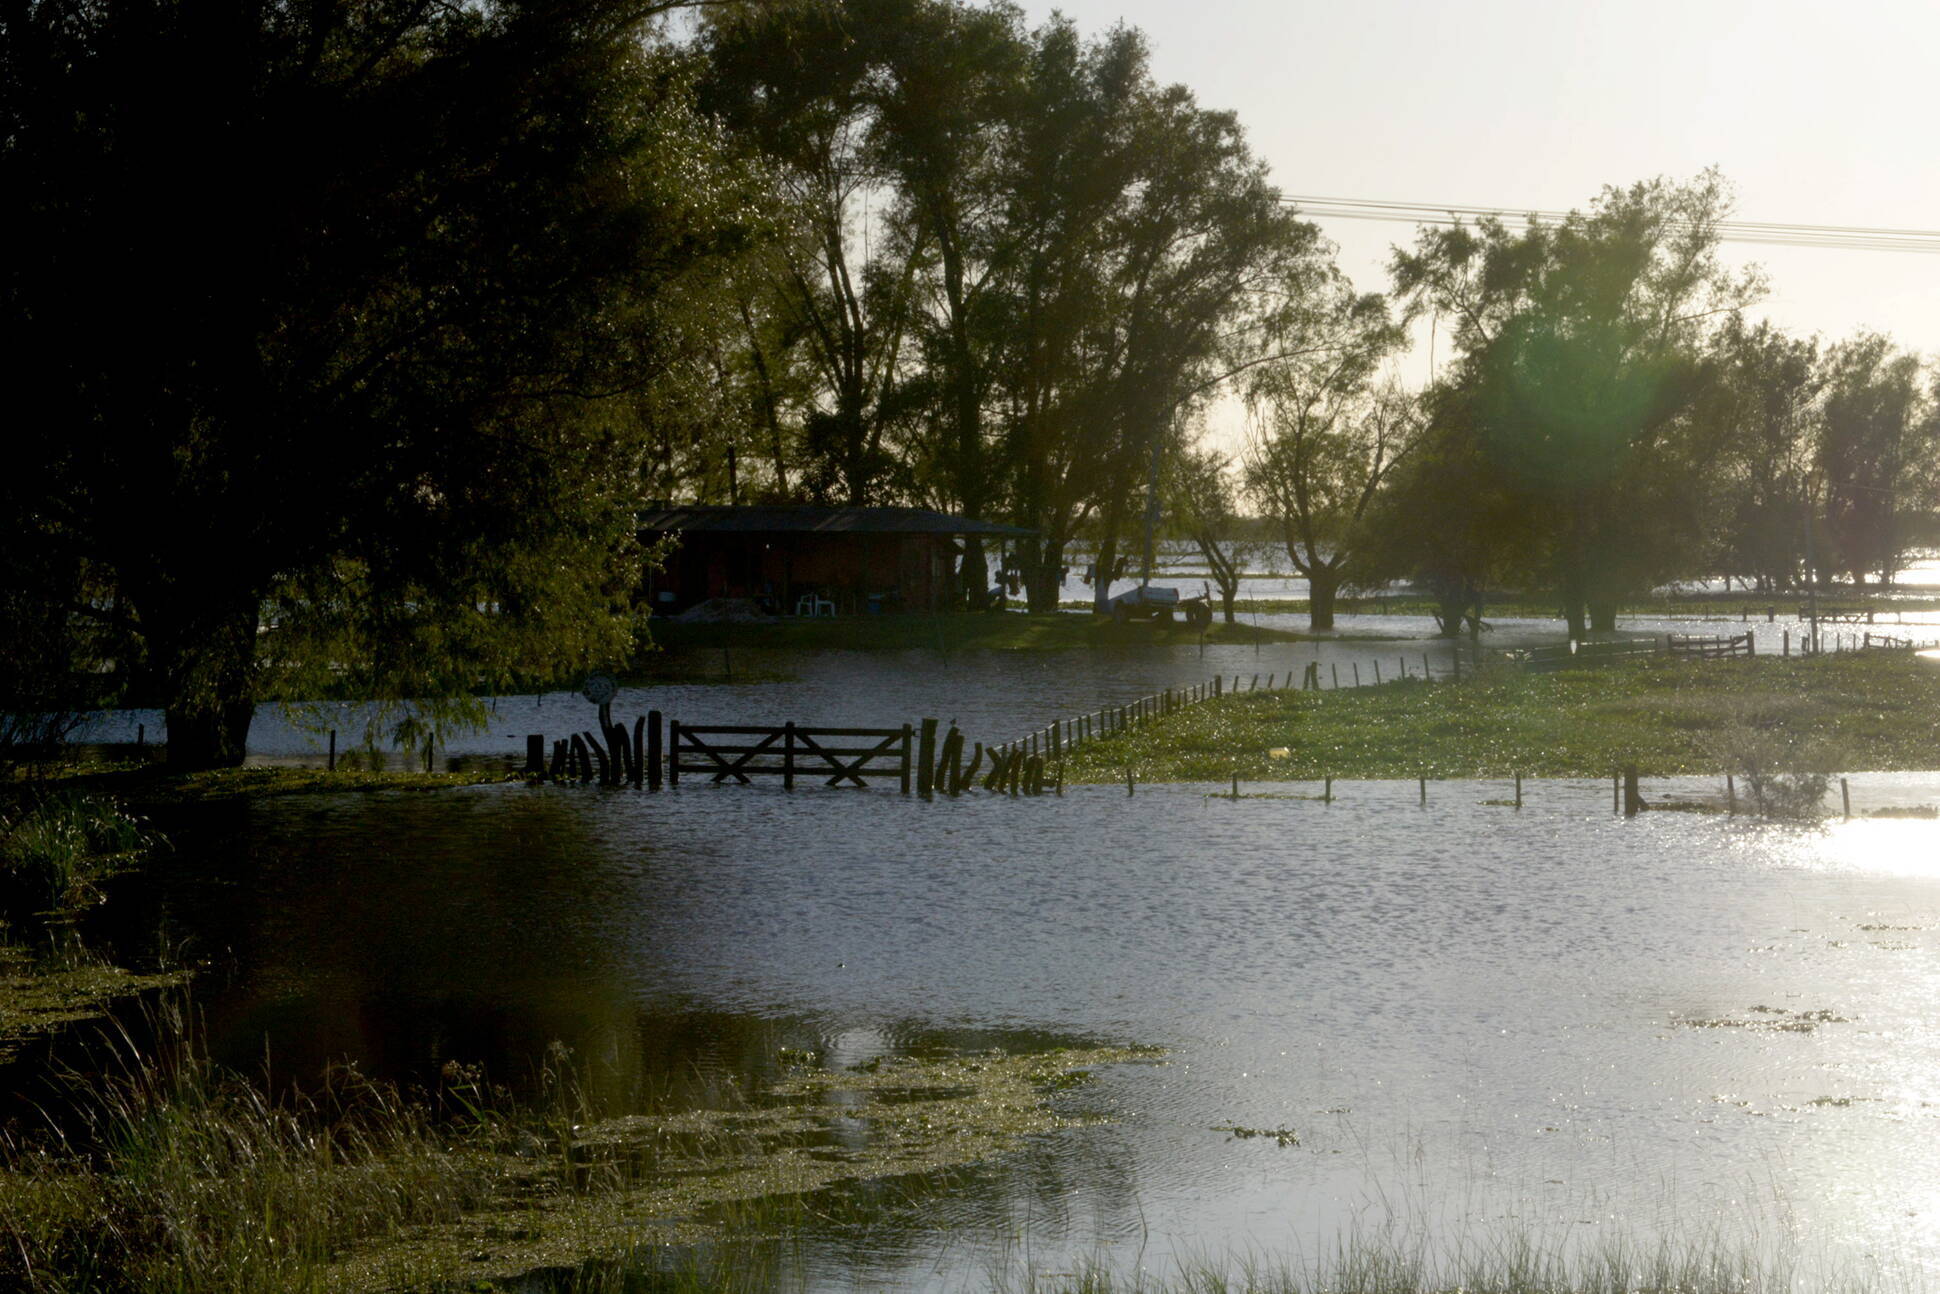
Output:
1676 1006 1851 1033
1213 1124 1300 1147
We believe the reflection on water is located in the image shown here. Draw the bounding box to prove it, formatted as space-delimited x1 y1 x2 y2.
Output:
67 775 1940 1285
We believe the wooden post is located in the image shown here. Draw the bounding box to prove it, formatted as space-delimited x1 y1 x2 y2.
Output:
1783 630 1790 657
630 718 644 788
783 722 796 790
1623 765 1643 817
328 729 337 771
1214 675 1223 696
1841 777 1851 819
901 724 914 795
1746 630 1756 656
1514 774 1522 809
667 721 680 787
918 718 937 797
1267 673 1275 690
647 712 663 790
1613 773 1619 814
1332 664 1340 688
1423 652 1431 680
1251 674 1259 691
606 724 628 786
947 729 963 795
1353 663 1361 687
1419 776 1426 805
1127 767 1134 796
1050 720 1061 760
424 735 435 774
1726 773 1735 815
1323 776 1333 804
1373 660 1382 684
1055 762 1063 796
1232 774 1240 800
549 739 567 781
525 734 545 776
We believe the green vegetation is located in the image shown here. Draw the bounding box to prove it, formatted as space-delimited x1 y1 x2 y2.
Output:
0 998 1157 1294
1063 652 1940 783
9 765 512 809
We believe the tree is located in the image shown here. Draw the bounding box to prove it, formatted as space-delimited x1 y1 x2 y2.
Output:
1390 173 1755 637
4 0 760 767
1815 333 1935 586
985 19 1312 611
1699 319 1822 591
1241 275 1411 629
1165 444 1259 624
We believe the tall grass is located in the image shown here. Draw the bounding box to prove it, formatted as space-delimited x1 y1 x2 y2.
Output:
0 996 500 1294
0 790 158 913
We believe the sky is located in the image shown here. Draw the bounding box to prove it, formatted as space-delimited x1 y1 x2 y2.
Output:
1017 0 1940 441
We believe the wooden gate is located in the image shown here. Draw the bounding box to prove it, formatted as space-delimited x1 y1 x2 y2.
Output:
668 722 913 789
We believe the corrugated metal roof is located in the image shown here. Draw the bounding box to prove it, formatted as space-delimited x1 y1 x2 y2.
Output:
635 505 1033 537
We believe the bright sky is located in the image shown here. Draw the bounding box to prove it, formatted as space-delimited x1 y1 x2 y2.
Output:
1024 0 1940 439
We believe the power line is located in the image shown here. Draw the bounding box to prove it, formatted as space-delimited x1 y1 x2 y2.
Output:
1283 194 1940 255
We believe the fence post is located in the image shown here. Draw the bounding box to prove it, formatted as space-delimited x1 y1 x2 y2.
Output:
1746 631 1756 656
1623 766 1643 817
1215 675 1223 696
918 718 937 797
1049 720 1061 760
1842 777 1851 819
647 712 663 790
901 724 914 795
630 720 644 788
329 729 337 771
783 722 796 791
1783 630 1790 657
667 721 680 787
1373 661 1382 684
1514 774 1522 809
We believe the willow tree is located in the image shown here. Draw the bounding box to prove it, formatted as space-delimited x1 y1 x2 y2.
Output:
1390 173 1756 637
3 0 760 766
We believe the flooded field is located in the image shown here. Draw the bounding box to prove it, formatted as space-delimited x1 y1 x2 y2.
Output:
79 772 1940 1288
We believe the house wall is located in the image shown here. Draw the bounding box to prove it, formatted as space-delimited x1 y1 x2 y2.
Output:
644 532 960 614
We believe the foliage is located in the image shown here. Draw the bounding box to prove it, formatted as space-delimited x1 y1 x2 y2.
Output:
1383 173 1758 637
3 0 765 768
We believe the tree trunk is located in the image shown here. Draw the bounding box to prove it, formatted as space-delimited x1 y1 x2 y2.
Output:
1024 538 1064 613
1588 598 1618 633
960 536 987 611
152 602 260 769
1092 532 1121 616
1308 570 1340 630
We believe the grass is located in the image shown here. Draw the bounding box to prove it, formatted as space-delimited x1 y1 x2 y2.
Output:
6 763 514 808
1062 651 1940 784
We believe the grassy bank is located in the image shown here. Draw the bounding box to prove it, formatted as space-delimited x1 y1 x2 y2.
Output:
1063 652 1940 783
8 763 512 807
640 611 1326 660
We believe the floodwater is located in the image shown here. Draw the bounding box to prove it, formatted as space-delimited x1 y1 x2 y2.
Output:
81 771 1940 1288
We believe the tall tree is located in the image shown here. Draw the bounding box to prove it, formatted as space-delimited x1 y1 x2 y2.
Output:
987 19 1311 611
4 0 758 766
1390 173 1755 637
1815 333 1935 586
1241 276 1411 629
